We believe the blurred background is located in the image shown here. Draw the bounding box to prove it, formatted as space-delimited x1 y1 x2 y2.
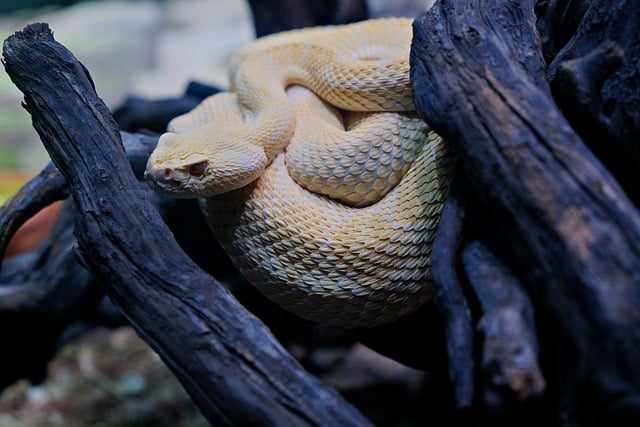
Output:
0 0 254 205
0 0 429 425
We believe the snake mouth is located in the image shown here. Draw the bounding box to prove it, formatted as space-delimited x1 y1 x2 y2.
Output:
144 154 212 198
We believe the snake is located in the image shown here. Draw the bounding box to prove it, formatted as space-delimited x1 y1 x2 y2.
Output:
144 18 455 328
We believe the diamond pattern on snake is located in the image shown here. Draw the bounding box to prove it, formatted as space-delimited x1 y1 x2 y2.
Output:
145 18 455 328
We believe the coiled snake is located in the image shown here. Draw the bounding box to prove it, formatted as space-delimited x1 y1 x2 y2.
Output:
145 18 455 328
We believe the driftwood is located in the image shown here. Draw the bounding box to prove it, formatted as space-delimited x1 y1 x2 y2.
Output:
0 0 639 425
246 0 368 37
412 0 640 425
112 82 220 133
544 0 640 204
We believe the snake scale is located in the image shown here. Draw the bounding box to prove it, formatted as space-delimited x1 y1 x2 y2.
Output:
145 18 455 328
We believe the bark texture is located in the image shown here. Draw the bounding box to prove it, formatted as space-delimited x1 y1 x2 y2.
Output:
411 0 640 424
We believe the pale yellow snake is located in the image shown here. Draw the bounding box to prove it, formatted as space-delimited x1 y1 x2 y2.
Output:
145 18 455 328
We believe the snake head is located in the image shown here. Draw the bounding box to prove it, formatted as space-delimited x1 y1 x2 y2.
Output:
145 131 268 198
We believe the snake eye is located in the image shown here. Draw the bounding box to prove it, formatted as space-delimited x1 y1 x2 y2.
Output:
189 160 208 177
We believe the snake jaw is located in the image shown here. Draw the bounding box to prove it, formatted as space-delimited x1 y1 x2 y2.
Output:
145 154 210 199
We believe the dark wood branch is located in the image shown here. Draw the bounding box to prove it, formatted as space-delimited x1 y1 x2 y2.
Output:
547 0 640 203
430 174 474 407
0 202 96 315
2 23 370 426
462 239 545 405
0 162 66 261
113 82 220 133
246 0 367 37
0 200 99 388
535 0 592 63
411 0 640 424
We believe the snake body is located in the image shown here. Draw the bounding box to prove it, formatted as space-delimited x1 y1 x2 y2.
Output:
145 18 455 327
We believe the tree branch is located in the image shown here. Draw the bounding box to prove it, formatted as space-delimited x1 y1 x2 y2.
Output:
411 0 640 423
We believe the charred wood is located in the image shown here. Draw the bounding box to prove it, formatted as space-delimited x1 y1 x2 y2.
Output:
246 0 368 37
411 0 640 424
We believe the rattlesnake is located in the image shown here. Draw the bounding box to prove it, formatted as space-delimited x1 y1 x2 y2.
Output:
145 18 455 328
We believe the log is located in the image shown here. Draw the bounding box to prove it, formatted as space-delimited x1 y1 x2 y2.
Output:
411 0 640 424
0 163 66 260
112 82 220 133
546 0 640 203
462 239 545 405
246 0 367 37
429 175 474 406
2 23 370 426
0 200 98 388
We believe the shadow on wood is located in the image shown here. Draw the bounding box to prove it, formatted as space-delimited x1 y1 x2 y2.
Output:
411 0 640 425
